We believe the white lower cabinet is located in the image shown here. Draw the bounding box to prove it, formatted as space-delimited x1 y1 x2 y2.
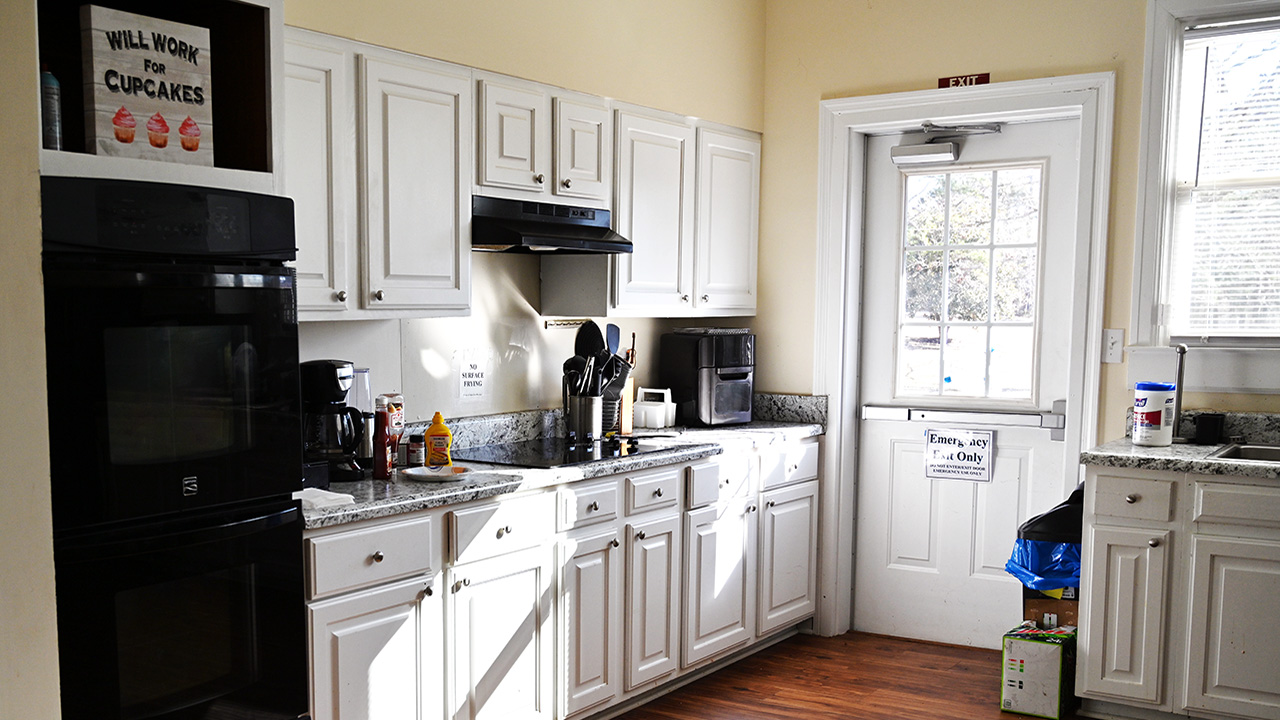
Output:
757 479 819 635
625 512 682 690
559 526 623 717
309 576 443 720
682 495 757 666
306 442 823 720
447 545 555 720
1080 467 1280 720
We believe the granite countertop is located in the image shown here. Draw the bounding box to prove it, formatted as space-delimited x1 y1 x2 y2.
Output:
1081 438 1280 481
303 420 824 530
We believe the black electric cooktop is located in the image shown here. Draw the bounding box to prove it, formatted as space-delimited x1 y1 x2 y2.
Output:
451 436 667 469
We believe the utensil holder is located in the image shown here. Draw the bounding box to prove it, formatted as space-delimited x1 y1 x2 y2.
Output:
567 395 603 442
602 399 621 434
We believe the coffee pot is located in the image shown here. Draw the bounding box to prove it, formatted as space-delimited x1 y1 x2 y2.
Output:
300 359 365 483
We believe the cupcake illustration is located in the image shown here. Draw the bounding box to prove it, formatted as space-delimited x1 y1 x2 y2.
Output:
147 112 169 148
112 106 135 143
179 116 201 152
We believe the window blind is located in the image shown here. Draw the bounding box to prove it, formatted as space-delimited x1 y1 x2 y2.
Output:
1167 24 1280 338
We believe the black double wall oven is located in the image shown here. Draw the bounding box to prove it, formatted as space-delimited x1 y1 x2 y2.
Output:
42 177 309 720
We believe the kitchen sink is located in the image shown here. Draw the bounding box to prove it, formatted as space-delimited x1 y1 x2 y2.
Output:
1208 444 1280 462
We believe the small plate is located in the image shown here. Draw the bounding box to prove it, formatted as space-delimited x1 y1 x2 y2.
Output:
400 465 470 482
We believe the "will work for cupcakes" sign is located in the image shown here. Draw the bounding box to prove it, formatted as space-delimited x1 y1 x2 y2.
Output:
80 5 213 166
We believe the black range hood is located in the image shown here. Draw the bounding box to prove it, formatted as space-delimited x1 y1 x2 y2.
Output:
471 196 632 254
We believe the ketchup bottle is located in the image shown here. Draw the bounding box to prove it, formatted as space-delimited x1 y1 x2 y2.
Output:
373 398 392 480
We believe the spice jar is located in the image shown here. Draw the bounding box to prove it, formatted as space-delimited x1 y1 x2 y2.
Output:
407 434 426 467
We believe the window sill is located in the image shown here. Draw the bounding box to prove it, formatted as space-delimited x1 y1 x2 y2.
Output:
1126 345 1280 394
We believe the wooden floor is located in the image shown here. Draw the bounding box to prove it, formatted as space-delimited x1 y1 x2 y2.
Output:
615 632 1084 720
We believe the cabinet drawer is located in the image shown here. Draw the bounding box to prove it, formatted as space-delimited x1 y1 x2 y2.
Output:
760 440 820 491
1094 473 1176 523
451 492 555 565
1194 482 1280 529
686 455 751 509
625 466 681 515
307 515 435 600
558 478 620 532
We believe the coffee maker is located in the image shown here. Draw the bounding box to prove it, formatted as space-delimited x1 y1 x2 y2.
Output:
300 359 365 485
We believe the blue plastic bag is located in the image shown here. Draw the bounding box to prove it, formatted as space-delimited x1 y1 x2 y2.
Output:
1005 538 1081 591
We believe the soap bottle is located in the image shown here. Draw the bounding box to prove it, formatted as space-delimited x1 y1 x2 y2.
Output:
426 412 452 467
41 63 61 150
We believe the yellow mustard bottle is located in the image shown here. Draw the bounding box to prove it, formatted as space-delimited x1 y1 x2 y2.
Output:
426 412 453 467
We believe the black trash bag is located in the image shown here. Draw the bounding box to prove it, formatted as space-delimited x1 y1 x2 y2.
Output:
1005 484 1083 591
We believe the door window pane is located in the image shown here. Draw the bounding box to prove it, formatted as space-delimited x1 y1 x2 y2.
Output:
895 165 1042 401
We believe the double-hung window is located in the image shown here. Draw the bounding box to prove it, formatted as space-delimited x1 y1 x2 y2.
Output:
1131 0 1280 390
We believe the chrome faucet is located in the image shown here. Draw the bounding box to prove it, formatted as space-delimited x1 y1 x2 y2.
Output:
1173 343 1188 442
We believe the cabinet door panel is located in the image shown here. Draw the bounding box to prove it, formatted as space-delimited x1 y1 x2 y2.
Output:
1080 525 1168 703
361 54 471 311
682 498 756 666
613 110 695 313
625 514 680 690
758 480 819 635
448 547 554 720
1185 535 1280 718
694 129 759 313
308 575 442 720
283 33 356 314
479 80 549 192
560 528 622 716
554 97 611 203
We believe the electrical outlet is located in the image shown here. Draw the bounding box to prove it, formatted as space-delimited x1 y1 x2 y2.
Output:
1102 328 1124 363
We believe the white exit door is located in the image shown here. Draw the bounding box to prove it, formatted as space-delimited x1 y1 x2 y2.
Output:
855 117 1089 648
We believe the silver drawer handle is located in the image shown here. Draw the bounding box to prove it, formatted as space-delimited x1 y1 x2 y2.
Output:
636 530 647 540
587 501 599 512
424 584 433 597
1125 494 1141 504
371 551 385 563
336 290 348 303
373 289 385 302
452 578 471 593
610 538 620 548
653 488 664 498
496 525 514 539
561 178 572 188
767 500 776 508
1148 538 1161 548
747 505 757 513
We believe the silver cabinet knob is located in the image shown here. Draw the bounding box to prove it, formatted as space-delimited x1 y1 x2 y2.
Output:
636 530 647 540
1126 494 1141 504
371 551 385 563
701 295 709 303
336 290 348 303
653 487 664 498
680 294 690 303
452 578 471 593
496 525 514 539
747 505 757 513
561 178 572 188
534 173 545 184
610 538 620 548
424 584 434 597
1148 538 1161 548
373 289 385 302
587 501 599 512
767 500 776 508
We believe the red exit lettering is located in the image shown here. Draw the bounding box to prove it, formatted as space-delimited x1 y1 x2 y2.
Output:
938 73 991 89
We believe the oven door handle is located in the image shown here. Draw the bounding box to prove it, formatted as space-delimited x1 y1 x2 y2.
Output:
56 504 300 562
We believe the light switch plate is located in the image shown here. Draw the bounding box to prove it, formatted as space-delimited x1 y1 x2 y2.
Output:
1102 328 1124 364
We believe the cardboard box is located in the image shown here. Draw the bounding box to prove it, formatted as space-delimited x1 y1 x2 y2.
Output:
1023 587 1078 629
1001 623 1076 719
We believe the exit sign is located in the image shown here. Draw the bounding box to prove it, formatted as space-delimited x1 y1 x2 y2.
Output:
939 73 991 88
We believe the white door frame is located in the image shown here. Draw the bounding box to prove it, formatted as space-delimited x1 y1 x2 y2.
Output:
811 73 1114 636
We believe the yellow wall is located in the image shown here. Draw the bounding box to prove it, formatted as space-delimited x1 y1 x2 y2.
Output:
761 0 1162 442
0 1 61 716
285 0 766 131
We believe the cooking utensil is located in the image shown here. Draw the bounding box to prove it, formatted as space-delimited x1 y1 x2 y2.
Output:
603 359 631 400
575 320 606 358
626 332 636 366
606 323 621 354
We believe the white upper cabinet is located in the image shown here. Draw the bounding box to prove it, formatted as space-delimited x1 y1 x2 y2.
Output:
283 30 473 319
476 74 611 207
612 106 698 313
541 108 760 318
361 51 472 312
694 126 760 313
282 30 357 313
